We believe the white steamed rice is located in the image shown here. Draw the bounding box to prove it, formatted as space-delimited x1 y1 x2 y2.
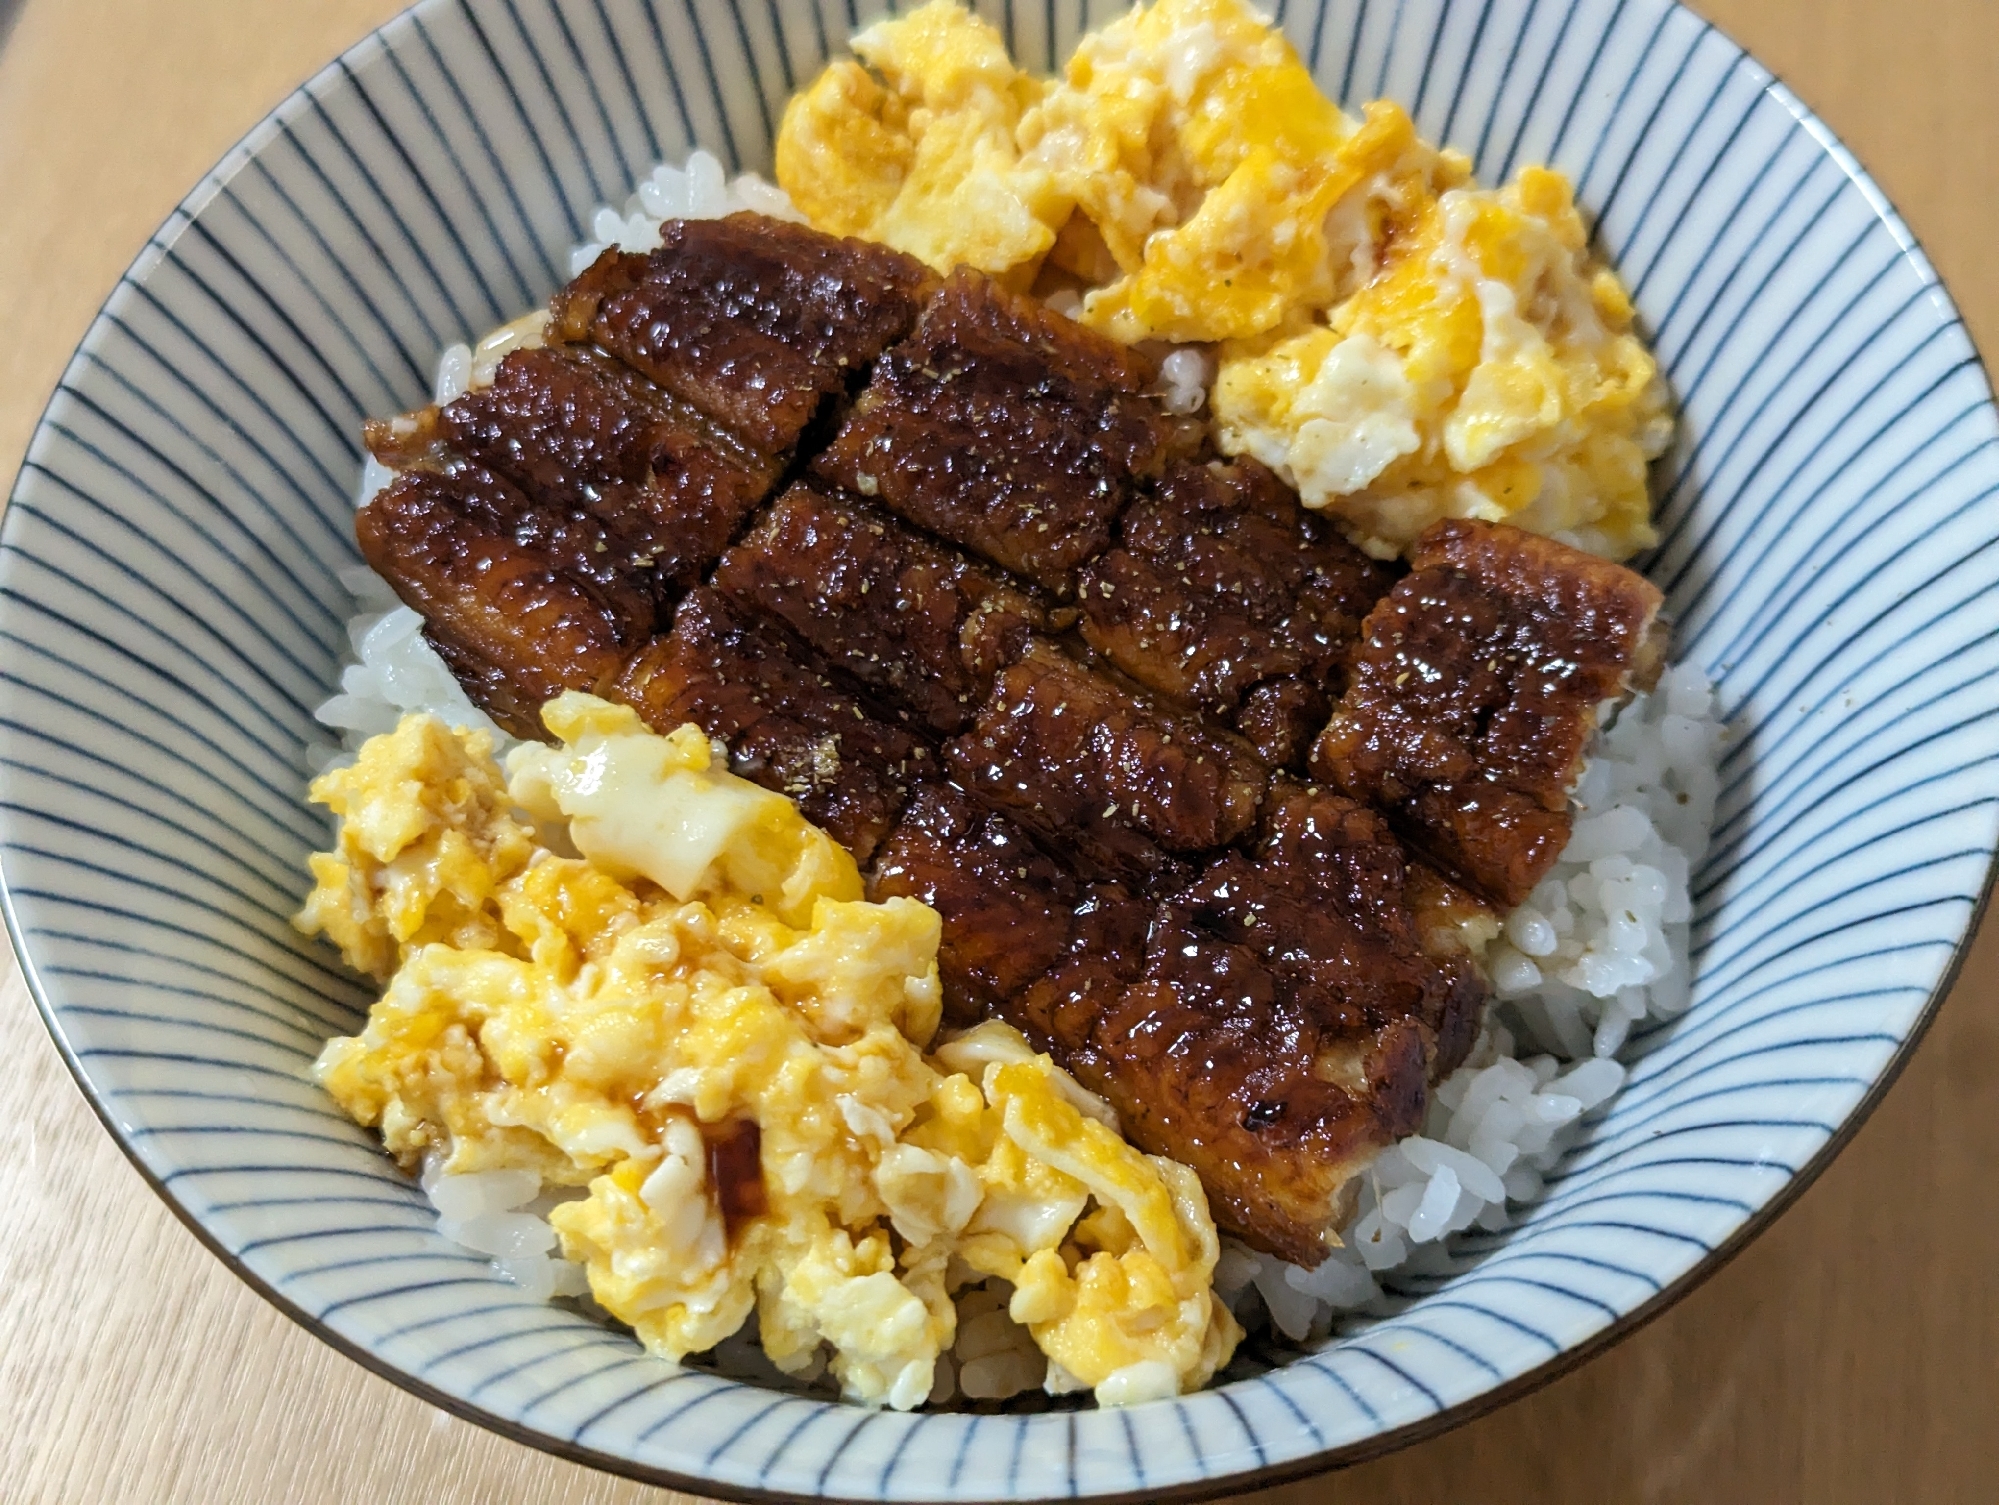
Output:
312 149 1723 1401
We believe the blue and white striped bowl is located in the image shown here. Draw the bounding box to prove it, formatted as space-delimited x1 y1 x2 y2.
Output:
3 0 1994 1497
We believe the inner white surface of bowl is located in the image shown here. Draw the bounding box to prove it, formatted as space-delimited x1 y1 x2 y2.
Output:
2 0 1996 1499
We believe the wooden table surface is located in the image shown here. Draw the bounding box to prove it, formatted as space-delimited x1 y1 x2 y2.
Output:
1 1 1995 1500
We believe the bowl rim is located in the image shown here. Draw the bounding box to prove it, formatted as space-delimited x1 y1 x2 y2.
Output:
3 0 1995 1498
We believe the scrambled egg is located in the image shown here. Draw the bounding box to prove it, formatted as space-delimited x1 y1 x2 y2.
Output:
775 0 1063 282
1214 167 1672 558
299 697 1238 1409
778 0 1401 332
774 0 1672 560
1019 0 1452 345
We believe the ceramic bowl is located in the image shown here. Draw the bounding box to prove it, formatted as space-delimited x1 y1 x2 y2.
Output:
3 0 1995 1498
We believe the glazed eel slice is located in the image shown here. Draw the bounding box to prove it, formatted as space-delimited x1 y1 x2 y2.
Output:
366 345 782 614
350 213 1572 1266
550 213 936 454
611 588 926 866
712 479 1062 737
354 464 649 741
359 212 930 738
943 637 1269 892
1313 519 1668 908
872 778 1488 1266
870 782 1150 1039
815 269 1195 596
1077 457 1397 770
1105 781 1488 1264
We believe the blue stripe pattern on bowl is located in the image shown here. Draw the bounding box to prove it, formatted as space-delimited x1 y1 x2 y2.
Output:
2 0 1995 1498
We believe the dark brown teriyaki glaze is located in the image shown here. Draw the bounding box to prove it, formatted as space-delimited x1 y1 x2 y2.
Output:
814 269 1189 595
944 637 1266 889
869 781 1150 1037
551 215 934 454
714 480 1057 737
1088 780 1483 1264
1078 457 1394 760
612 588 924 866
355 466 644 740
702 1118 769 1242
1314 518 1666 908
436 345 779 602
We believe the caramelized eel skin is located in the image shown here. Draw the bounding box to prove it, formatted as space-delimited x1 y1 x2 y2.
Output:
354 214 1663 1262
361 346 780 630
869 783 1152 1038
872 778 1483 1266
815 270 1191 594
1315 519 1666 908
435 345 778 601
354 466 643 740
1235 676 1334 771
713 480 1057 737
612 589 923 866
551 215 934 453
1078 457 1395 767
944 638 1266 891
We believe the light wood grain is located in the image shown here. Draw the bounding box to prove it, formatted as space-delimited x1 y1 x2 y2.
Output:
1 2 1995 1501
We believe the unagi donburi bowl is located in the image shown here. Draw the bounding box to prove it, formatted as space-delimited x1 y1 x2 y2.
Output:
2 0 1995 1498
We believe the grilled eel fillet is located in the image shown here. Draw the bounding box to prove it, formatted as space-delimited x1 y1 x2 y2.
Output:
611 588 927 866
365 347 780 626
1313 519 1668 909
354 212 1660 1262
813 268 1196 595
355 464 650 740
1076 457 1396 770
713 479 1059 738
870 780 1485 1266
549 214 936 453
944 637 1268 892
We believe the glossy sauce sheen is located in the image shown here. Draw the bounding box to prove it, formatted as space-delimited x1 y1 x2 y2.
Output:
355 213 1661 1262
869 782 1151 1036
610 589 925 866
945 637 1267 887
436 346 778 602
551 215 934 453
713 480 1057 736
355 467 643 740
814 269 1191 593
1097 781 1483 1265
1078 456 1395 766
703 1119 769 1241
1314 519 1666 908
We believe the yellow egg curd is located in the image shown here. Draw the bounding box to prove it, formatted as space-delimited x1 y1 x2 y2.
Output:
1213 165 1672 559
774 0 1671 561
298 695 1239 1409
